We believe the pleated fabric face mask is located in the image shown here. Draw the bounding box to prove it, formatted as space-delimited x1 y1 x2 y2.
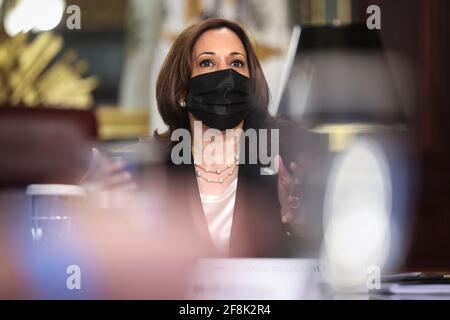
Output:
186 68 255 131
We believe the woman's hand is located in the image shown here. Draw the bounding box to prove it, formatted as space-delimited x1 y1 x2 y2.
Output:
276 155 306 235
80 148 137 207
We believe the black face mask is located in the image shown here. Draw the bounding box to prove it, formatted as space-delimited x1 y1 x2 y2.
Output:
186 68 255 131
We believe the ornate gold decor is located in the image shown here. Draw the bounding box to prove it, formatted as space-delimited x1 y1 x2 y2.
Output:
0 31 98 108
95 106 149 140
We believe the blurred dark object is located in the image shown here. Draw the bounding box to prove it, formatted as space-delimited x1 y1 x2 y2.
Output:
299 23 382 50
0 106 97 188
352 0 450 271
280 23 405 127
56 0 128 33
55 0 128 104
60 31 125 104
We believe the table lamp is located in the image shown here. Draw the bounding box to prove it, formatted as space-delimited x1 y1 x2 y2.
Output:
279 23 406 151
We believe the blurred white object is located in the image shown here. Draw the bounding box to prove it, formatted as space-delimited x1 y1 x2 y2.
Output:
187 258 321 300
320 137 392 290
26 184 86 197
26 184 86 244
119 0 164 111
4 0 65 36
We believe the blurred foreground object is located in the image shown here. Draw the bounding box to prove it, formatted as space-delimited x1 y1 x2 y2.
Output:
0 105 97 298
321 137 392 289
188 259 322 300
0 106 97 188
26 184 86 246
1 0 66 36
0 32 98 108
320 133 415 291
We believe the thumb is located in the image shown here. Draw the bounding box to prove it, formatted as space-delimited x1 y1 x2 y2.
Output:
81 147 103 182
276 155 290 182
89 147 103 170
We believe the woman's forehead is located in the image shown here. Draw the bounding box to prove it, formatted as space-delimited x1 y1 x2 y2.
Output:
193 28 246 56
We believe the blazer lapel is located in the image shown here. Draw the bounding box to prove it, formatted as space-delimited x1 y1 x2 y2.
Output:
229 161 291 257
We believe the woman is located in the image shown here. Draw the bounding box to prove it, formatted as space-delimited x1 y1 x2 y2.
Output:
91 18 321 258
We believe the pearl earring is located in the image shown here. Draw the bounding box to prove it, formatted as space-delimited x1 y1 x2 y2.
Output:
179 99 186 107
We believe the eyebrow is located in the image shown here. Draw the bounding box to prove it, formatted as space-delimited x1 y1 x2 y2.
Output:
196 51 246 59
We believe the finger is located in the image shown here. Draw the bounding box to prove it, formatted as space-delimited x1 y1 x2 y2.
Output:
280 205 289 219
282 215 294 224
292 160 307 182
89 147 102 170
281 208 294 224
84 178 137 195
281 195 304 224
112 182 138 193
81 147 104 182
276 155 288 177
278 176 290 201
289 161 297 171
103 171 134 189
83 181 103 194
288 195 301 208
91 147 101 163
278 178 294 207
104 157 127 174
277 155 292 184
287 194 294 205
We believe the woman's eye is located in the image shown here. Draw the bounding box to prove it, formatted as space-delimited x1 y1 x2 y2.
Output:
199 59 214 68
230 60 244 68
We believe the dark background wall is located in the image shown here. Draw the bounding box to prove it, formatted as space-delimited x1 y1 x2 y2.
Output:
57 0 128 104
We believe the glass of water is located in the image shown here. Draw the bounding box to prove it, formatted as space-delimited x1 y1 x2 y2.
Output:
26 184 86 247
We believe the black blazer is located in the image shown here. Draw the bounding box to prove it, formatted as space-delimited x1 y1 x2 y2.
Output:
125 119 324 258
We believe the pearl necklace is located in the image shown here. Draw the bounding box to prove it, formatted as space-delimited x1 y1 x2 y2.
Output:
195 155 239 184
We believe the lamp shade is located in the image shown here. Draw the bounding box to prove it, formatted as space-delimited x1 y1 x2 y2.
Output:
280 24 405 127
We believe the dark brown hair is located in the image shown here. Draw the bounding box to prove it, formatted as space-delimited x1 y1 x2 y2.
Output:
155 18 272 140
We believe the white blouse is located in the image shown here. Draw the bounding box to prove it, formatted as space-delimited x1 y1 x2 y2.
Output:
199 178 238 256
